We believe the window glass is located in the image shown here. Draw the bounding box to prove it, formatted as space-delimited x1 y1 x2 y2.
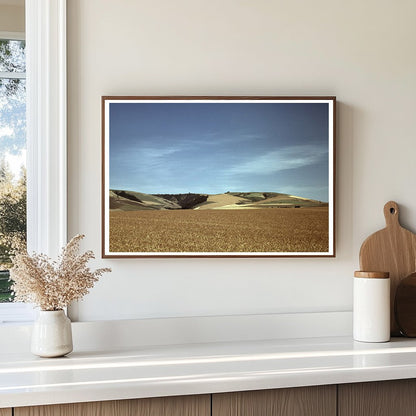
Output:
0 38 26 303
0 39 26 72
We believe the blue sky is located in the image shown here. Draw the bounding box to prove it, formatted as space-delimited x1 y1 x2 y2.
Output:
109 101 330 201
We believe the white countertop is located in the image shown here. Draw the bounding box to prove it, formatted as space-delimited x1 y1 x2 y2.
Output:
2 336 416 408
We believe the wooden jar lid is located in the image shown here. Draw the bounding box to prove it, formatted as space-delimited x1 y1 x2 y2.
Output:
354 271 390 279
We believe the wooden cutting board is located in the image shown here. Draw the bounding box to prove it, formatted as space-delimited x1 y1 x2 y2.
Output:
359 201 416 336
395 272 416 337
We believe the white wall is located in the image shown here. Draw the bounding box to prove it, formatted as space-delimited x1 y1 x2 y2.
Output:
67 0 416 322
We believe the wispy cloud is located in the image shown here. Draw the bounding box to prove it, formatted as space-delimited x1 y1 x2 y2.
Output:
111 141 180 165
0 126 13 139
226 144 327 176
140 146 179 160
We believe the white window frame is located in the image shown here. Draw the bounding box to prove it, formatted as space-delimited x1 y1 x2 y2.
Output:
0 0 67 324
0 31 27 322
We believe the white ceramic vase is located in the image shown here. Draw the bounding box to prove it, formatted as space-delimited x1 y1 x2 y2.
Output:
31 310 73 357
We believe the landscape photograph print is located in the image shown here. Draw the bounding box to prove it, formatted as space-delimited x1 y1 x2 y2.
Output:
102 96 335 257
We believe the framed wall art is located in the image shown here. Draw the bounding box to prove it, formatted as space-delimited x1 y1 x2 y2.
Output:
102 96 335 258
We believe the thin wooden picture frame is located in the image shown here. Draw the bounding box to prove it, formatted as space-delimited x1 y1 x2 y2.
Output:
102 96 336 258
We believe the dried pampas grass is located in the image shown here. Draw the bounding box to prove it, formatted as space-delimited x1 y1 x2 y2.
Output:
10 234 111 311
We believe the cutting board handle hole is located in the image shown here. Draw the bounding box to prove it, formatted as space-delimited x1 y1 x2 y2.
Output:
384 201 399 226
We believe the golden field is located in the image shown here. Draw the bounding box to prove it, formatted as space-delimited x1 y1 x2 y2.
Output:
109 206 329 253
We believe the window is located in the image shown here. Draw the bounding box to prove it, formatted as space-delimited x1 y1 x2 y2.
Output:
0 0 67 324
0 35 26 305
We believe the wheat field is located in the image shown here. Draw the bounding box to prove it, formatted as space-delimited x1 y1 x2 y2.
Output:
109 207 329 253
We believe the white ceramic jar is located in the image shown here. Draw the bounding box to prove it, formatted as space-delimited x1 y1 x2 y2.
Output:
31 310 73 357
353 271 390 343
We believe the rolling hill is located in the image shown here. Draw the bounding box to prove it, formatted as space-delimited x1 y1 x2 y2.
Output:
109 190 327 211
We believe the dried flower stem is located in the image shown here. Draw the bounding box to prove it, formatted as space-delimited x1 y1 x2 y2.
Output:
10 234 111 310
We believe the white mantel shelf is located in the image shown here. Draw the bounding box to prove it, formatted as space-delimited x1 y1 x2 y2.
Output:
2 336 416 408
